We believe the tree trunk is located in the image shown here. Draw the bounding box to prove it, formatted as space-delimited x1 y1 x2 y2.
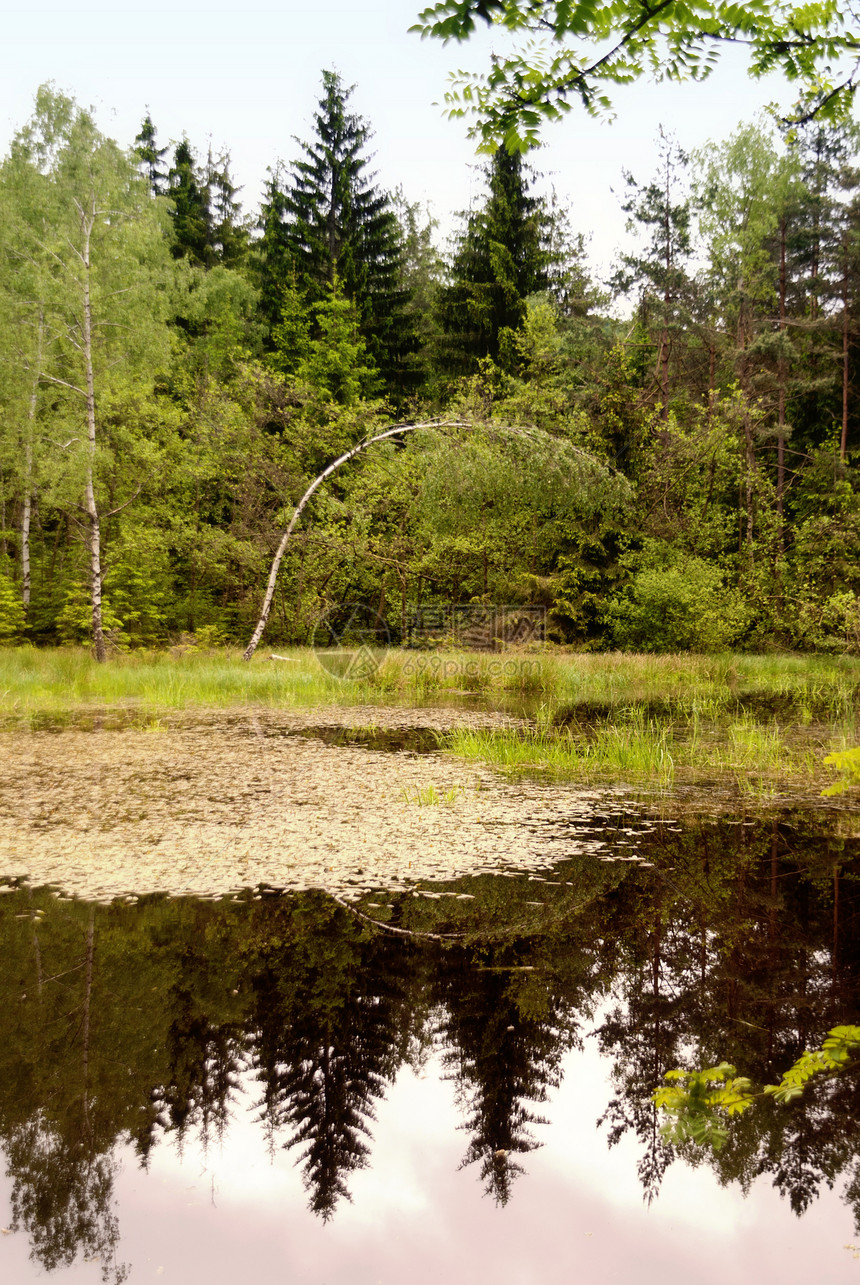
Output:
21 311 44 611
842 251 850 462
80 204 106 662
242 421 466 660
777 218 787 545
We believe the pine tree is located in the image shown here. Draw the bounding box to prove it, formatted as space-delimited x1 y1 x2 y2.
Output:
436 149 552 373
281 70 413 392
612 130 693 420
133 112 168 197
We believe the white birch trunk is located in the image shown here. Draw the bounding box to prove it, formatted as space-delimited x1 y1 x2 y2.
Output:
242 421 467 661
21 311 43 611
80 202 106 662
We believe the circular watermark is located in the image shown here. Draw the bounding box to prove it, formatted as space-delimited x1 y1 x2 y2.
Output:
311 603 392 680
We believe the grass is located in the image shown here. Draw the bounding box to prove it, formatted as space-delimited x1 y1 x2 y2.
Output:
399 783 463 806
445 705 858 796
0 646 857 797
0 645 858 719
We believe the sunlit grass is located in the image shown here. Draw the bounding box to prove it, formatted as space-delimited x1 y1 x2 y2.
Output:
445 703 857 795
447 719 676 784
0 642 857 800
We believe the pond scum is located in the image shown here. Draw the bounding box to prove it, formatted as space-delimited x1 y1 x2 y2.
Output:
0 646 858 794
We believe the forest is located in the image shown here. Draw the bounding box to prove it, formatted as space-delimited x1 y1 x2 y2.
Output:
1 75 859 659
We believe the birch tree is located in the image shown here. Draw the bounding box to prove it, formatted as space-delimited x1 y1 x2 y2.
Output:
6 88 172 658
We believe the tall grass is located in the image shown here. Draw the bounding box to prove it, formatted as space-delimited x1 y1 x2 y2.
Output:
445 703 853 793
448 718 676 784
0 644 857 727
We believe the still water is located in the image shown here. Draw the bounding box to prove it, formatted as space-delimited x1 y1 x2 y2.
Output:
1 805 860 1283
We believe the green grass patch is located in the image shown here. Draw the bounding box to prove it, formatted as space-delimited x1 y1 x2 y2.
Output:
445 705 858 796
0 645 857 733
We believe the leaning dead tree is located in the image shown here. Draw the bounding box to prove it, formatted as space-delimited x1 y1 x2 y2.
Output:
242 420 468 661
242 416 627 661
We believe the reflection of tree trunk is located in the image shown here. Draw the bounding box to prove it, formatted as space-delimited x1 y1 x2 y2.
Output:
833 862 840 976
82 907 95 1139
27 886 43 998
768 824 779 1061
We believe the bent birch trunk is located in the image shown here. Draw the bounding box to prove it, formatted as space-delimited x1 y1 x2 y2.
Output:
242 421 467 661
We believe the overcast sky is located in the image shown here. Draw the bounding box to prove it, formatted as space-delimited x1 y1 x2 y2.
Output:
0 1 821 283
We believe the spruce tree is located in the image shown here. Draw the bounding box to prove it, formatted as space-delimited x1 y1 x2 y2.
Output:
167 138 208 266
133 112 168 197
436 148 552 373
281 70 413 392
254 165 294 335
203 145 247 268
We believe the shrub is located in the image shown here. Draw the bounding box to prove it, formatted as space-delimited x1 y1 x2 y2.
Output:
607 544 749 652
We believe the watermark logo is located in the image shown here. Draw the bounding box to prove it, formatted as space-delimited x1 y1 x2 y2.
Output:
311 604 392 679
404 604 546 649
311 602 546 680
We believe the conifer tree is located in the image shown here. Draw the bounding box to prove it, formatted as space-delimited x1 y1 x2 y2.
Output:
167 138 209 266
436 148 551 373
612 130 693 420
133 112 168 197
203 145 247 268
281 70 413 391
254 165 294 335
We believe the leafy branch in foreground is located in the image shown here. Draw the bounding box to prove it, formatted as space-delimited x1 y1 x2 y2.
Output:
654 1026 860 1151
822 746 860 796
412 0 860 152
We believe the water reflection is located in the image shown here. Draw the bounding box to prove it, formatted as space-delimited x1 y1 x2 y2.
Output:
0 809 859 1279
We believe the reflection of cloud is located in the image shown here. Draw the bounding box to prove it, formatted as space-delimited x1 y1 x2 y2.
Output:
66 1051 853 1285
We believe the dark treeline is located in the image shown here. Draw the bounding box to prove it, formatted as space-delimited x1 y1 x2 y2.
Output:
1 813 859 1277
2 80 860 656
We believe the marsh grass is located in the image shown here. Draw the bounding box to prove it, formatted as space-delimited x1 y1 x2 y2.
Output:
0 646 857 797
445 703 855 795
399 783 463 806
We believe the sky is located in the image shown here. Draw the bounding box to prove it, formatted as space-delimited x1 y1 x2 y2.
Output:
0 0 828 283
2 1044 856 1283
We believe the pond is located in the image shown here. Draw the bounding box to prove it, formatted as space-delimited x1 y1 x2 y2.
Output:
0 707 859 1283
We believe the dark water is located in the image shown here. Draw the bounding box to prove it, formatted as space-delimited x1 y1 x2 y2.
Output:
1 811 860 1283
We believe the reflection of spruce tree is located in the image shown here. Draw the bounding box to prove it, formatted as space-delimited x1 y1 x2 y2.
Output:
596 870 698 1203
248 894 416 1220
434 945 572 1206
154 985 243 1151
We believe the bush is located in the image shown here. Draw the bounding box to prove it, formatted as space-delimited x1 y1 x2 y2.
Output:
607 544 749 652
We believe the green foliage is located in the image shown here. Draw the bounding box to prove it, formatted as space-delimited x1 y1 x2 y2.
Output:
822 746 860 795
293 282 381 405
654 1064 756 1150
55 581 127 648
412 1 860 152
0 571 26 641
607 541 749 652
436 149 554 372
655 1027 860 1151
281 70 414 392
